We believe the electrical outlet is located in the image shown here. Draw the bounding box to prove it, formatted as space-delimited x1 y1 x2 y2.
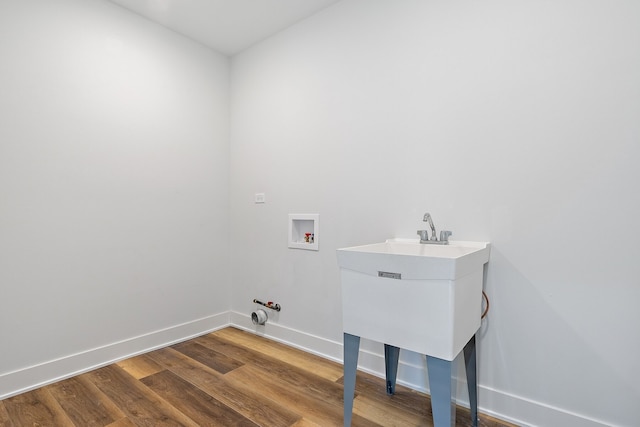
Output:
254 193 265 203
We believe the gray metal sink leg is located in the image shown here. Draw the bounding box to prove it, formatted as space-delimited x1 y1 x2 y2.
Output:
384 344 400 395
427 334 478 427
463 335 479 427
426 354 457 427
343 333 360 427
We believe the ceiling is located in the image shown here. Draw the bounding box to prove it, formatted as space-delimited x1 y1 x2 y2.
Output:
108 0 342 56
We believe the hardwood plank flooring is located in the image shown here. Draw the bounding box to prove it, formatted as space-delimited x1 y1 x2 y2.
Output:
147 347 301 427
46 376 126 426
0 327 517 427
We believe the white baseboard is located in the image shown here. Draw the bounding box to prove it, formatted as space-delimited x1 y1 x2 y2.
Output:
0 312 230 400
1 310 613 427
229 310 345 362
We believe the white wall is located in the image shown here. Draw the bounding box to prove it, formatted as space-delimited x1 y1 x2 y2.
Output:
0 0 230 397
230 1 640 426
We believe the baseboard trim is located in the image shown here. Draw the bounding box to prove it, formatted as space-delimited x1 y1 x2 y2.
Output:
0 312 230 400
229 310 344 362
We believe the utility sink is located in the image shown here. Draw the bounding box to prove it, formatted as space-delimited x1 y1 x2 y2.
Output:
337 239 490 361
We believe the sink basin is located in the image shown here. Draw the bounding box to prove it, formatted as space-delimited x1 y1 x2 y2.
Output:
336 239 490 280
337 239 490 360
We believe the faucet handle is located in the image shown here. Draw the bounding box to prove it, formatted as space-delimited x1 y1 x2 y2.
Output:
439 230 452 243
417 230 429 242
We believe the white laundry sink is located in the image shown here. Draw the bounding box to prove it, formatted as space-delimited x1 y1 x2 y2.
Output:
336 239 490 360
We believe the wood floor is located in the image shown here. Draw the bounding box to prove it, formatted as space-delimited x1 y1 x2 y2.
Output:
0 327 516 427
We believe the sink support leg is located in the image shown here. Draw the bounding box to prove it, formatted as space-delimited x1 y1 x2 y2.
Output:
426 355 457 427
384 344 400 395
343 333 360 427
463 335 478 427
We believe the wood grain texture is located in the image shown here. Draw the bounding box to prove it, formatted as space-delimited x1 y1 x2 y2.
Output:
147 347 301 427
197 334 346 409
0 400 13 427
2 388 75 427
87 364 199 427
116 353 164 380
225 364 378 427
290 419 322 427
46 376 125 426
0 327 517 427
141 370 258 427
105 418 138 427
213 327 344 382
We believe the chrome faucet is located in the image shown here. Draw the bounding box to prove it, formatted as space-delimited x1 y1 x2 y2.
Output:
423 213 437 240
417 213 452 245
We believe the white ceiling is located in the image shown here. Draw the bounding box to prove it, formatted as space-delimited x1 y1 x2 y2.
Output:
108 0 342 56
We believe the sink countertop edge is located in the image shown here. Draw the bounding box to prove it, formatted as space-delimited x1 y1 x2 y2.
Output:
336 240 491 281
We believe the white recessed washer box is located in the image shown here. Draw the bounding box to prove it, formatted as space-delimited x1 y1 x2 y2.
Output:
288 214 319 251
